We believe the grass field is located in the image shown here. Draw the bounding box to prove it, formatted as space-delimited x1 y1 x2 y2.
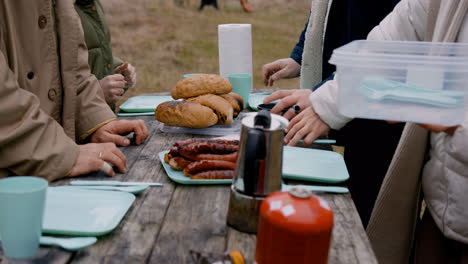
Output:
101 0 310 106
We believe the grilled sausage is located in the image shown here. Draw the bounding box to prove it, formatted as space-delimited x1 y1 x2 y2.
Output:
174 138 239 147
190 170 234 179
195 152 238 162
168 157 192 170
183 160 236 176
185 142 238 154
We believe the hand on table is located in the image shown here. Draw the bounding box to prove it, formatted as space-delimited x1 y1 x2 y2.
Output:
91 120 149 146
115 62 137 89
69 143 126 177
100 74 126 105
263 89 312 120
262 58 301 86
284 106 330 147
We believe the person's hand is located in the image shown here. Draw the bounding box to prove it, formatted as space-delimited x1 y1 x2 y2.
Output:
91 120 149 146
262 58 301 86
263 89 312 120
100 74 126 105
68 143 127 177
115 62 137 88
284 106 330 147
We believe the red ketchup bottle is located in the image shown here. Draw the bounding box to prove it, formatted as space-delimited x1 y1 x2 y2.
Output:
255 187 334 264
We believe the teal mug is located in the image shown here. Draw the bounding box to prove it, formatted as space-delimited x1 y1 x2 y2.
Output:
0 176 48 259
228 73 252 108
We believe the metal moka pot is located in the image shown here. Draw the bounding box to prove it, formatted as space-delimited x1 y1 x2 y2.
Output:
227 110 289 233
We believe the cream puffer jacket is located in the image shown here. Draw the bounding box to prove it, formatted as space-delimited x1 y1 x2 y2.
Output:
302 0 468 262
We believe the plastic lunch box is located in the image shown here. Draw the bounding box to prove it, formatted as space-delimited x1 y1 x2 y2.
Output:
329 40 468 126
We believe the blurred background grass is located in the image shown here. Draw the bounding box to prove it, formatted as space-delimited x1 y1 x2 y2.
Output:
101 0 310 107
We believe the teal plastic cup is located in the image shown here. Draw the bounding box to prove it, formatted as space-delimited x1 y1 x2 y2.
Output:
0 176 48 259
228 73 252 108
183 73 201 79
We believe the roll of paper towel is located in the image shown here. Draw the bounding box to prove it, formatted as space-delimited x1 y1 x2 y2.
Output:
218 24 253 82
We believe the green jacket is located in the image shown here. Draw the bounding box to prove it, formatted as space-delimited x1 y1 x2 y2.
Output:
74 0 123 80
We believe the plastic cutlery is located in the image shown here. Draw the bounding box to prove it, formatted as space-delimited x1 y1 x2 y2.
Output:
39 236 97 251
69 185 149 194
282 184 349 194
70 180 163 187
359 77 464 108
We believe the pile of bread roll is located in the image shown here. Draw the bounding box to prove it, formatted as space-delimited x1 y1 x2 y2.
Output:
155 74 244 128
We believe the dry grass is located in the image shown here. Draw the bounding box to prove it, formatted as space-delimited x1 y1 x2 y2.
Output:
101 0 309 106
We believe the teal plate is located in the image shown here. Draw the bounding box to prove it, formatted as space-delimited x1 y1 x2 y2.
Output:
248 92 278 111
282 146 349 183
159 146 349 184
119 95 173 113
42 187 135 236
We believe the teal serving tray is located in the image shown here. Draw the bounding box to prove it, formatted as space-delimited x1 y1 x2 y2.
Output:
158 151 232 184
42 187 135 236
282 146 349 183
119 95 173 112
159 146 349 185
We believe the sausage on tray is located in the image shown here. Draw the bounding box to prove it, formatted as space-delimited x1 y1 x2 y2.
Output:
168 157 192 170
174 138 239 147
181 142 238 155
195 152 238 162
183 160 236 176
190 170 234 179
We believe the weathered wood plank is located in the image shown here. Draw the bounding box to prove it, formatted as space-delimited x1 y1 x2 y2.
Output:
226 228 257 263
149 185 231 263
325 194 378 264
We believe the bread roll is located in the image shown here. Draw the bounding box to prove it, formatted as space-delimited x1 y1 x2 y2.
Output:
220 92 244 117
186 94 234 125
171 74 232 99
155 101 218 128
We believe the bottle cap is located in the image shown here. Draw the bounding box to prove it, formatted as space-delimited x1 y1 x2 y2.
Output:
288 186 312 198
229 251 245 264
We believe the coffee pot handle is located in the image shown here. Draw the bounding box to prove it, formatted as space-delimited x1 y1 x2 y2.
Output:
243 129 266 196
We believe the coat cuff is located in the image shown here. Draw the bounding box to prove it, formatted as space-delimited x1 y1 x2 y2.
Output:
49 142 80 182
112 56 124 71
309 78 352 130
79 117 117 142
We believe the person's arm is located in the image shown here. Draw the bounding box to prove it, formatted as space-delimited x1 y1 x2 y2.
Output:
309 75 351 130
290 15 309 65
0 52 79 181
72 21 117 142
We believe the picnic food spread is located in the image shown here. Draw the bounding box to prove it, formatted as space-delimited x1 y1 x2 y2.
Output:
163 138 239 179
155 74 243 128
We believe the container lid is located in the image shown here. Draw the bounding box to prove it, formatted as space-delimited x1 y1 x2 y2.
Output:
329 40 468 70
241 112 289 131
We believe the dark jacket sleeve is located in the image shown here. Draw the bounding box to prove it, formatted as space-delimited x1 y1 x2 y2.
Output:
290 15 310 65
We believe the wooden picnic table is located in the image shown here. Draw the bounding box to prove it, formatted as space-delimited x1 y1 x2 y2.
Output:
2 93 377 264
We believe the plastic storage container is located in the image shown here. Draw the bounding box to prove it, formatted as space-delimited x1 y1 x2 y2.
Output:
329 40 468 126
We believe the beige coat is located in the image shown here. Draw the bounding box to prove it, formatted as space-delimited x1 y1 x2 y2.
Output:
303 0 468 263
0 0 116 181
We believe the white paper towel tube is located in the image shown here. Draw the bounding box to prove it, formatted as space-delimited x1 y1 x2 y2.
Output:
218 24 253 83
